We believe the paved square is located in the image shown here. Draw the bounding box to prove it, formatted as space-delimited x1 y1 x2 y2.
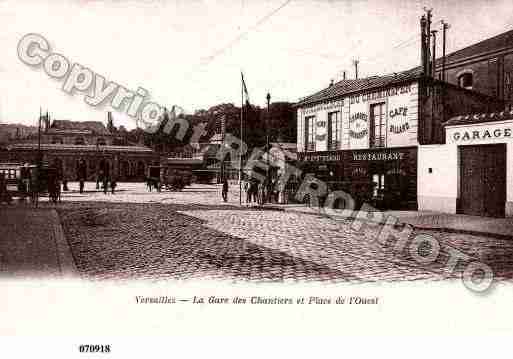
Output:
25 182 509 283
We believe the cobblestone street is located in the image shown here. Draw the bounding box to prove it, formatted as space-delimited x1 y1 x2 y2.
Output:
22 182 507 283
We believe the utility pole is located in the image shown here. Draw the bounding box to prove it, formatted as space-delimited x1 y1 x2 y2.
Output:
352 59 359 79
441 20 450 82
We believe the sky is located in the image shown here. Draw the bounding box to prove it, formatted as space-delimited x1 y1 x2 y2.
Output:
1 0 512 129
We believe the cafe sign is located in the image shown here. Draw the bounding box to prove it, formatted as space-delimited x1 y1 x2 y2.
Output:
388 106 410 134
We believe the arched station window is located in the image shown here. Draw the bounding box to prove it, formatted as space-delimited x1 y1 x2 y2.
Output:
458 71 473 90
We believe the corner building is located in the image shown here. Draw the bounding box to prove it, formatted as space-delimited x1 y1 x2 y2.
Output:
296 69 502 210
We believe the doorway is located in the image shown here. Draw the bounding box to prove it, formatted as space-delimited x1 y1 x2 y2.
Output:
459 144 507 217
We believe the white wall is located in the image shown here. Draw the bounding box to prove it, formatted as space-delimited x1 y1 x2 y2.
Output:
417 144 459 213
446 120 513 214
296 82 419 153
419 119 513 216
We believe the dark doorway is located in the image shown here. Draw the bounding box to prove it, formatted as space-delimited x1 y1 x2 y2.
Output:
459 144 507 217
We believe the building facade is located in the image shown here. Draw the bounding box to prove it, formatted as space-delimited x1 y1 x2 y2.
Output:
295 70 502 210
2 143 159 182
434 30 513 110
1 116 159 182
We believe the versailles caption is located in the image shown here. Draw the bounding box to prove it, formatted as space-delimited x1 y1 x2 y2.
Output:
135 295 379 305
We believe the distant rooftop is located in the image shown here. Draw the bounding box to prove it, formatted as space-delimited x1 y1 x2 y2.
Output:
48 120 111 136
439 29 513 67
7 143 154 153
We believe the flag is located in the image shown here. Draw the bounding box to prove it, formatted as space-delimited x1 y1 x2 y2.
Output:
241 71 250 105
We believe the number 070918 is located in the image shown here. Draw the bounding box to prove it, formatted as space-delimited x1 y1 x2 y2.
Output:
78 345 111 353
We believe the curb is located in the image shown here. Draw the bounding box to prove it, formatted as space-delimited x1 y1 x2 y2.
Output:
407 225 513 241
49 209 79 278
267 205 513 240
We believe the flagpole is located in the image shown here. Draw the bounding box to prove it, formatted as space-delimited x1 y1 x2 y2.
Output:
239 75 243 206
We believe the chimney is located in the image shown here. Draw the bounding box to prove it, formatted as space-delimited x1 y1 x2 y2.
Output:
421 15 428 76
343 71 346 80
329 79 334 87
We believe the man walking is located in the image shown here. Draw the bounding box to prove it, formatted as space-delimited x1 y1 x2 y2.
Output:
243 179 250 204
78 159 87 194
222 178 228 203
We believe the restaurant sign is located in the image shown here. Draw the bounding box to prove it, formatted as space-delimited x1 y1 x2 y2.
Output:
352 151 406 161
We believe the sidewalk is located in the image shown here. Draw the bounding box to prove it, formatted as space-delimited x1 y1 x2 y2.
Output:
0 206 77 278
265 203 513 239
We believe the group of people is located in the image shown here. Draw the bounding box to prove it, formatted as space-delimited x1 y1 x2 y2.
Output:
241 178 279 205
219 178 283 205
77 159 117 195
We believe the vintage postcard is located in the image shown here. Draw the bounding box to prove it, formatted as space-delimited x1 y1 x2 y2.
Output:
1 0 512 357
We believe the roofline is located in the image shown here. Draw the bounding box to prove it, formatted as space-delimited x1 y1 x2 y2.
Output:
294 76 421 108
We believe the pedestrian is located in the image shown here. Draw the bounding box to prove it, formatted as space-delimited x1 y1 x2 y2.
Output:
244 179 250 204
103 175 109 195
222 178 228 202
111 176 117 194
251 180 258 203
257 181 264 205
78 159 87 194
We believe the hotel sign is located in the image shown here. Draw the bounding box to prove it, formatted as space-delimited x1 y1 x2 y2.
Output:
349 84 412 104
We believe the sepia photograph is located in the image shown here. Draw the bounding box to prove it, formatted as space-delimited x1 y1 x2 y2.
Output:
1 0 513 357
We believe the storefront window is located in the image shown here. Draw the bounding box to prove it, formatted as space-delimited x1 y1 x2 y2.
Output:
305 116 316 151
370 102 386 148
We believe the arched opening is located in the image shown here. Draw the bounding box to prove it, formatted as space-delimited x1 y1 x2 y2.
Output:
120 161 130 180
457 71 473 90
137 161 145 179
75 137 85 145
